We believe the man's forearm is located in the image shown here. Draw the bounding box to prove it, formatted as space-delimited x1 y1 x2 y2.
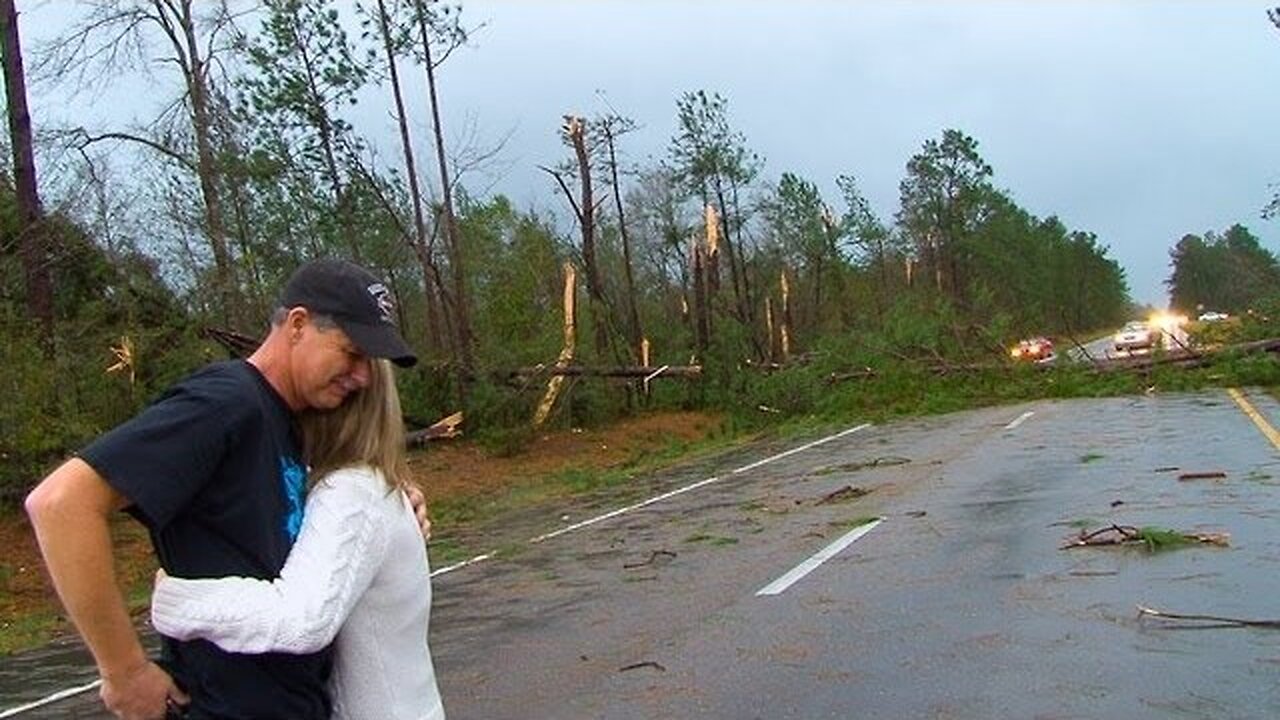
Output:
26 461 148 678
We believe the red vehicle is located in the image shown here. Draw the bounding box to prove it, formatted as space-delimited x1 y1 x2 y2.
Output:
1009 336 1054 363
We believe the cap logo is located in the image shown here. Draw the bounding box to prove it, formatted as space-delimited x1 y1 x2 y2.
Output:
367 283 396 324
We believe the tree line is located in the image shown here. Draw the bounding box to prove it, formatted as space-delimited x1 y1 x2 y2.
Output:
1167 224 1280 316
2 0 1140 497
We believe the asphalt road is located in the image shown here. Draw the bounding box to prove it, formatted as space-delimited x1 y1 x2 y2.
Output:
1064 323 1192 363
6 388 1280 719
427 388 1280 719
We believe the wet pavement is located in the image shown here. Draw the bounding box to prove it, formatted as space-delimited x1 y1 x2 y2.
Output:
5 388 1279 719
0 625 159 718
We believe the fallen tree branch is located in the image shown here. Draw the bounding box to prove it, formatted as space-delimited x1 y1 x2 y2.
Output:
406 411 463 447
1136 605 1280 628
1178 471 1227 481
507 365 702 379
201 326 259 357
1060 524 1230 550
827 367 877 383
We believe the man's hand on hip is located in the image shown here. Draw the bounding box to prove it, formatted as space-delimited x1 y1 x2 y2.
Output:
100 659 189 720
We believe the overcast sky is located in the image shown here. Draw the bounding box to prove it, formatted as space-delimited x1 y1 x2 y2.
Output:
25 1 1280 307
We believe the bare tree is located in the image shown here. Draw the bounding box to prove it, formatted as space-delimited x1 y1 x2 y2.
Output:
369 0 450 357
592 110 643 360
45 0 246 326
414 0 474 377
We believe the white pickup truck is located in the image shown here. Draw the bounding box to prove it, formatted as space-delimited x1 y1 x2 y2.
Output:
1113 321 1161 352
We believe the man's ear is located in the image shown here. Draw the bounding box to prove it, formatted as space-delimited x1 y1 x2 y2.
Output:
286 307 310 338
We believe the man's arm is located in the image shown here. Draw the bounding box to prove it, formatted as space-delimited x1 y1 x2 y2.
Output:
25 458 188 720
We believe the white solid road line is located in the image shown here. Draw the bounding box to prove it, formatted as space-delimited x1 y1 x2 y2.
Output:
430 552 494 578
528 476 723 544
729 423 873 474
0 679 102 719
756 518 885 597
529 423 873 545
1004 411 1034 430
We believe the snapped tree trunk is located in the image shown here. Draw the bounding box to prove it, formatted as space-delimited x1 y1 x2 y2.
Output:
564 116 610 362
533 262 577 428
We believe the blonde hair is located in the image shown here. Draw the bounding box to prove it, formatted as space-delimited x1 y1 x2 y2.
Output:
298 358 409 491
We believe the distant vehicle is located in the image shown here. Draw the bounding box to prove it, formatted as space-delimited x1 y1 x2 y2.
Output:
1198 311 1229 322
1010 336 1054 362
1113 321 1160 352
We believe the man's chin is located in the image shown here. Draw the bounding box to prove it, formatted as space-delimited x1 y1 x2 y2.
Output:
311 390 349 410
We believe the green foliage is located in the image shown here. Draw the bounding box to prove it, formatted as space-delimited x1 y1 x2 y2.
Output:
1168 224 1280 315
1135 526 1193 551
667 90 761 198
460 196 566 367
0 206 211 501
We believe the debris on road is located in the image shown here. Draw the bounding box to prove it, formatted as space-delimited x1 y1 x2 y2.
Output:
817 485 872 505
1178 471 1228 481
1060 524 1230 551
622 550 677 569
1137 605 1280 629
618 661 667 673
1153 466 1180 473
813 456 911 476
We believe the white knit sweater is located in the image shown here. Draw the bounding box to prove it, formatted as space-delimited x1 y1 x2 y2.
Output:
150 466 444 720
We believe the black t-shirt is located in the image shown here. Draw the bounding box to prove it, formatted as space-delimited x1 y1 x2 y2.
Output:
80 360 332 720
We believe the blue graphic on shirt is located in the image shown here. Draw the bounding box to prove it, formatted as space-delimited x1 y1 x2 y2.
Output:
280 457 307 543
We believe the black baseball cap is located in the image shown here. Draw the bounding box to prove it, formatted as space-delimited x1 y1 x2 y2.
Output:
280 259 418 368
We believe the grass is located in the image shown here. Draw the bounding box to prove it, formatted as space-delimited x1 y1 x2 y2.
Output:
426 537 469 566
0 611 65 656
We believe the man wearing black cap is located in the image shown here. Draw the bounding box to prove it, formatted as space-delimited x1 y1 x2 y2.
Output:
26 259 419 719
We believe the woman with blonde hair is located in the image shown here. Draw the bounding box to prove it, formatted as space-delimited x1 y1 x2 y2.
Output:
150 359 444 720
